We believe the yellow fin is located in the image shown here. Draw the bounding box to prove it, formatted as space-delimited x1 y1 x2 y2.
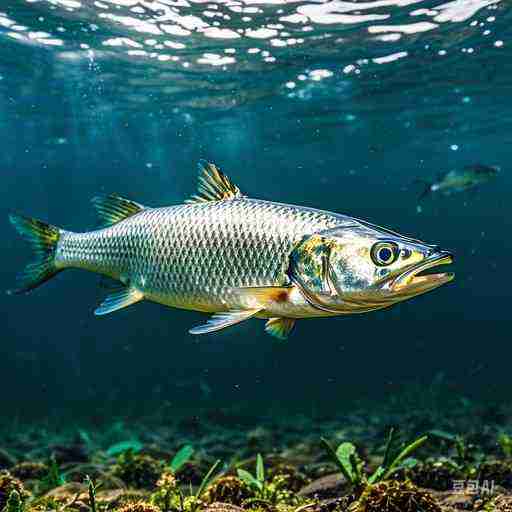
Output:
92 194 146 228
186 161 243 204
189 308 261 335
94 286 144 315
265 318 295 341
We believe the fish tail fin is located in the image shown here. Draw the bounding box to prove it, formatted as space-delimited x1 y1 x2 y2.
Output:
8 213 63 295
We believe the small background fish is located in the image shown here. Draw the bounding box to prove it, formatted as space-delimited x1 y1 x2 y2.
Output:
417 164 500 201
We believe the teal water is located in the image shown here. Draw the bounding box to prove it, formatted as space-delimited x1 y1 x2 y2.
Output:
0 0 510 423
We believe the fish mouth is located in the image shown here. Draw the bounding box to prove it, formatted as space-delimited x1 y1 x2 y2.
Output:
391 251 454 295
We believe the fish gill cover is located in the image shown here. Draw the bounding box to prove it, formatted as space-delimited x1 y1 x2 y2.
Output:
0 1 511 510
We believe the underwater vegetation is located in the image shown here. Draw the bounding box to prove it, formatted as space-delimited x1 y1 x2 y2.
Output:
3 407 512 512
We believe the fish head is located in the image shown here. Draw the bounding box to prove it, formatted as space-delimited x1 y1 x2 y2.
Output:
288 221 454 313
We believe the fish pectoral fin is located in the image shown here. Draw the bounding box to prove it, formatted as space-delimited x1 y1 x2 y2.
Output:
94 286 144 316
189 308 262 335
91 194 146 228
265 317 295 341
186 161 244 204
234 286 292 308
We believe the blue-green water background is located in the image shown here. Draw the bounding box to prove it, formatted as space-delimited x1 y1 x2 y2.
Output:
0 0 510 424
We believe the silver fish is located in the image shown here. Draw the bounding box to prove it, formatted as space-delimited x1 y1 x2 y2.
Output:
9 162 454 340
418 164 499 200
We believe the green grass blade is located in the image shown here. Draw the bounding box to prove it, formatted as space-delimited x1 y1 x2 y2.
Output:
196 459 222 499
382 435 428 480
320 437 355 485
382 427 396 469
106 440 143 457
367 467 385 485
428 430 458 442
256 454 265 483
170 445 195 472
237 469 262 491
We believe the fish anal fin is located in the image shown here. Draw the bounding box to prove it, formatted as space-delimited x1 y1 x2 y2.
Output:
94 286 144 316
186 161 243 204
189 308 261 335
234 286 292 309
91 194 146 228
265 317 295 341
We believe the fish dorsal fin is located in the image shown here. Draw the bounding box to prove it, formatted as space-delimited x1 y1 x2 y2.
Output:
186 161 243 204
92 194 146 227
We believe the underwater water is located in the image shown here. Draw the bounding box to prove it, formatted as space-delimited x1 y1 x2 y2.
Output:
4 3 512 512
0 0 511 433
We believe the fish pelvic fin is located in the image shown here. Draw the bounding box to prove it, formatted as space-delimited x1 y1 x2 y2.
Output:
265 317 295 341
8 213 63 295
94 286 144 315
189 308 261 336
186 161 244 204
91 194 146 228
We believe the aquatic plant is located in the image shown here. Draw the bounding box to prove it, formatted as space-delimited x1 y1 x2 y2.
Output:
2 491 23 512
112 452 164 489
349 480 440 512
265 464 309 493
39 456 65 493
401 457 462 491
149 445 195 510
484 495 512 512
498 433 512 458
151 459 222 512
321 428 428 489
156 470 177 491
236 455 296 505
0 472 29 511
85 475 102 512
149 469 177 512
204 476 250 505
102 490 149 509
428 431 468 462
107 441 144 458
428 430 482 478
319 429 434 512
116 501 161 512
184 459 222 512
169 446 194 474
236 455 267 497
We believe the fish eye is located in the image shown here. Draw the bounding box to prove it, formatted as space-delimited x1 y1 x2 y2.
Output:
371 242 399 266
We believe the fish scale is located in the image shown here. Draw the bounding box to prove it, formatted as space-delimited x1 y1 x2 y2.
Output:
57 198 341 314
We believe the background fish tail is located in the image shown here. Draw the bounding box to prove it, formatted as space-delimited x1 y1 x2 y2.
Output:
8 213 63 294
413 179 432 201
